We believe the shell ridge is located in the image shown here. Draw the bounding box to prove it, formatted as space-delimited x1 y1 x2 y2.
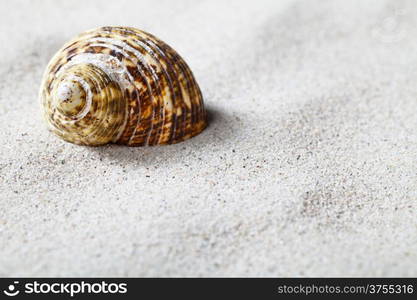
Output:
71 46 138 142
88 36 161 145
140 30 206 142
114 27 181 144
99 31 172 145
128 32 191 144
83 37 153 145
126 34 181 145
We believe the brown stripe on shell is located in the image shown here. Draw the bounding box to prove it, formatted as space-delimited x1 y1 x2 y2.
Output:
109 27 176 146
87 29 165 146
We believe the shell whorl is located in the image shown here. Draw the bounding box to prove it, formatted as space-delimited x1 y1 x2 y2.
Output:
40 26 206 146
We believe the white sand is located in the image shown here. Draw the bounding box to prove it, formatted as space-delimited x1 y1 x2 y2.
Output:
1 0 417 276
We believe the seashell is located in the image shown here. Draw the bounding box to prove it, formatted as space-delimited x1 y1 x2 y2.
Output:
39 26 207 146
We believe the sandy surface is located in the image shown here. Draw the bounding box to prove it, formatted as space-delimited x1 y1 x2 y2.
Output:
1 0 417 277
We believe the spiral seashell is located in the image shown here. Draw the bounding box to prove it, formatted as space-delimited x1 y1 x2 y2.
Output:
39 26 207 146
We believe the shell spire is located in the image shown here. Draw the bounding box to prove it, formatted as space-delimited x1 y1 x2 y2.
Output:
40 26 207 146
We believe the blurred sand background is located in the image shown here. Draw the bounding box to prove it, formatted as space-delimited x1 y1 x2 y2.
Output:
0 0 417 276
